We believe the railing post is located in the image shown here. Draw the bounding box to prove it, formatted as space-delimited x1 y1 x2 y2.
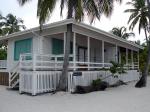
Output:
32 54 37 95
115 44 118 63
73 33 76 71
54 57 57 71
19 54 22 71
9 72 11 88
87 37 90 70
126 48 128 69
102 40 104 68
131 50 134 69
64 32 66 54
32 71 37 96
33 54 36 71
19 55 22 91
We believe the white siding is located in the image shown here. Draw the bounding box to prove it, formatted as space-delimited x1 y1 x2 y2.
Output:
7 35 38 70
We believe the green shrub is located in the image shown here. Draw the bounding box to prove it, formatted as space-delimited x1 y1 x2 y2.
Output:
92 79 101 87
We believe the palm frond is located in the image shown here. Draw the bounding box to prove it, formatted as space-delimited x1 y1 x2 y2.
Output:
83 0 99 23
17 0 31 6
127 12 138 24
37 0 56 25
124 9 138 13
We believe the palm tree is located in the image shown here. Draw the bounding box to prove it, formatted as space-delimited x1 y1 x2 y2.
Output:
111 26 135 39
125 0 150 87
0 13 26 35
17 0 122 91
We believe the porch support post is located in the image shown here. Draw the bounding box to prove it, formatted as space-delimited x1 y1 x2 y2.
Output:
63 32 66 54
131 50 134 69
115 44 118 63
102 40 104 67
126 48 128 66
87 37 90 70
119 47 121 63
39 36 43 54
73 33 76 71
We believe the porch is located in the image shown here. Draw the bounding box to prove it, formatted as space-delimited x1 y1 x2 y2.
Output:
0 19 142 95
17 32 140 95
0 32 140 95
19 32 139 71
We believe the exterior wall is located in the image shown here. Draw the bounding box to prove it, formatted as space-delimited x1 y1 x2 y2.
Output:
42 37 52 54
7 25 67 70
7 33 38 71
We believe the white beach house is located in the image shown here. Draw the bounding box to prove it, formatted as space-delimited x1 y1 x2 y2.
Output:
0 19 143 95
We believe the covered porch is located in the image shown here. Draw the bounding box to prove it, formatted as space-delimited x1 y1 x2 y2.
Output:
0 19 142 95
19 32 139 71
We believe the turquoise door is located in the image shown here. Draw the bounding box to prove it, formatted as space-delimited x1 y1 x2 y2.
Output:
14 38 32 61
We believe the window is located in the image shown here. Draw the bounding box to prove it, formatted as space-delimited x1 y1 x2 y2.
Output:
52 38 73 55
14 38 32 61
52 38 64 55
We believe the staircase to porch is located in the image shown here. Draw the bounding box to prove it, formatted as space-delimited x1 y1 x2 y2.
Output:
9 63 20 89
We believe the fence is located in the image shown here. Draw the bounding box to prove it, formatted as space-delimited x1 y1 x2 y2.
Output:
19 71 61 95
19 70 139 95
68 70 140 92
0 60 7 69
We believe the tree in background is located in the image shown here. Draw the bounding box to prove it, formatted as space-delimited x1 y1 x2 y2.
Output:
0 13 26 60
111 26 135 39
17 0 122 91
0 13 26 36
125 0 150 87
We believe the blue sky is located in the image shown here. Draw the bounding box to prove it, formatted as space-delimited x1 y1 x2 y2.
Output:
0 0 146 43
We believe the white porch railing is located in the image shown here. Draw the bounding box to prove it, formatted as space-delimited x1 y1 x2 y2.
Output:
19 53 116 71
0 60 7 69
20 53 139 71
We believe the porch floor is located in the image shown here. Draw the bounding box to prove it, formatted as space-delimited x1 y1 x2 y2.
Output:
0 77 150 112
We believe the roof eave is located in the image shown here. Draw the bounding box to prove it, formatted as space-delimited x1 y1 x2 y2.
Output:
73 22 144 50
0 19 144 50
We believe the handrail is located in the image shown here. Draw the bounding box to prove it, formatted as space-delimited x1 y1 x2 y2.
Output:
9 62 20 88
19 53 139 70
9 62 19 73
0 60 7 69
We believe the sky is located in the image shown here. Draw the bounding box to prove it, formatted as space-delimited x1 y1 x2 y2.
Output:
0 0 146 43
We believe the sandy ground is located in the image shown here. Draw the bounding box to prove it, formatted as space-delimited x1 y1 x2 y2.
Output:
0 78 150 112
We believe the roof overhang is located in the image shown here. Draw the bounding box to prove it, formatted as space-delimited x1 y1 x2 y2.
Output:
0 19 144 50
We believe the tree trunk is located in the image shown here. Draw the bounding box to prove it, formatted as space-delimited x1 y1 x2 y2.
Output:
57 0 73 91
135 0 150 87
135 28 150 87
